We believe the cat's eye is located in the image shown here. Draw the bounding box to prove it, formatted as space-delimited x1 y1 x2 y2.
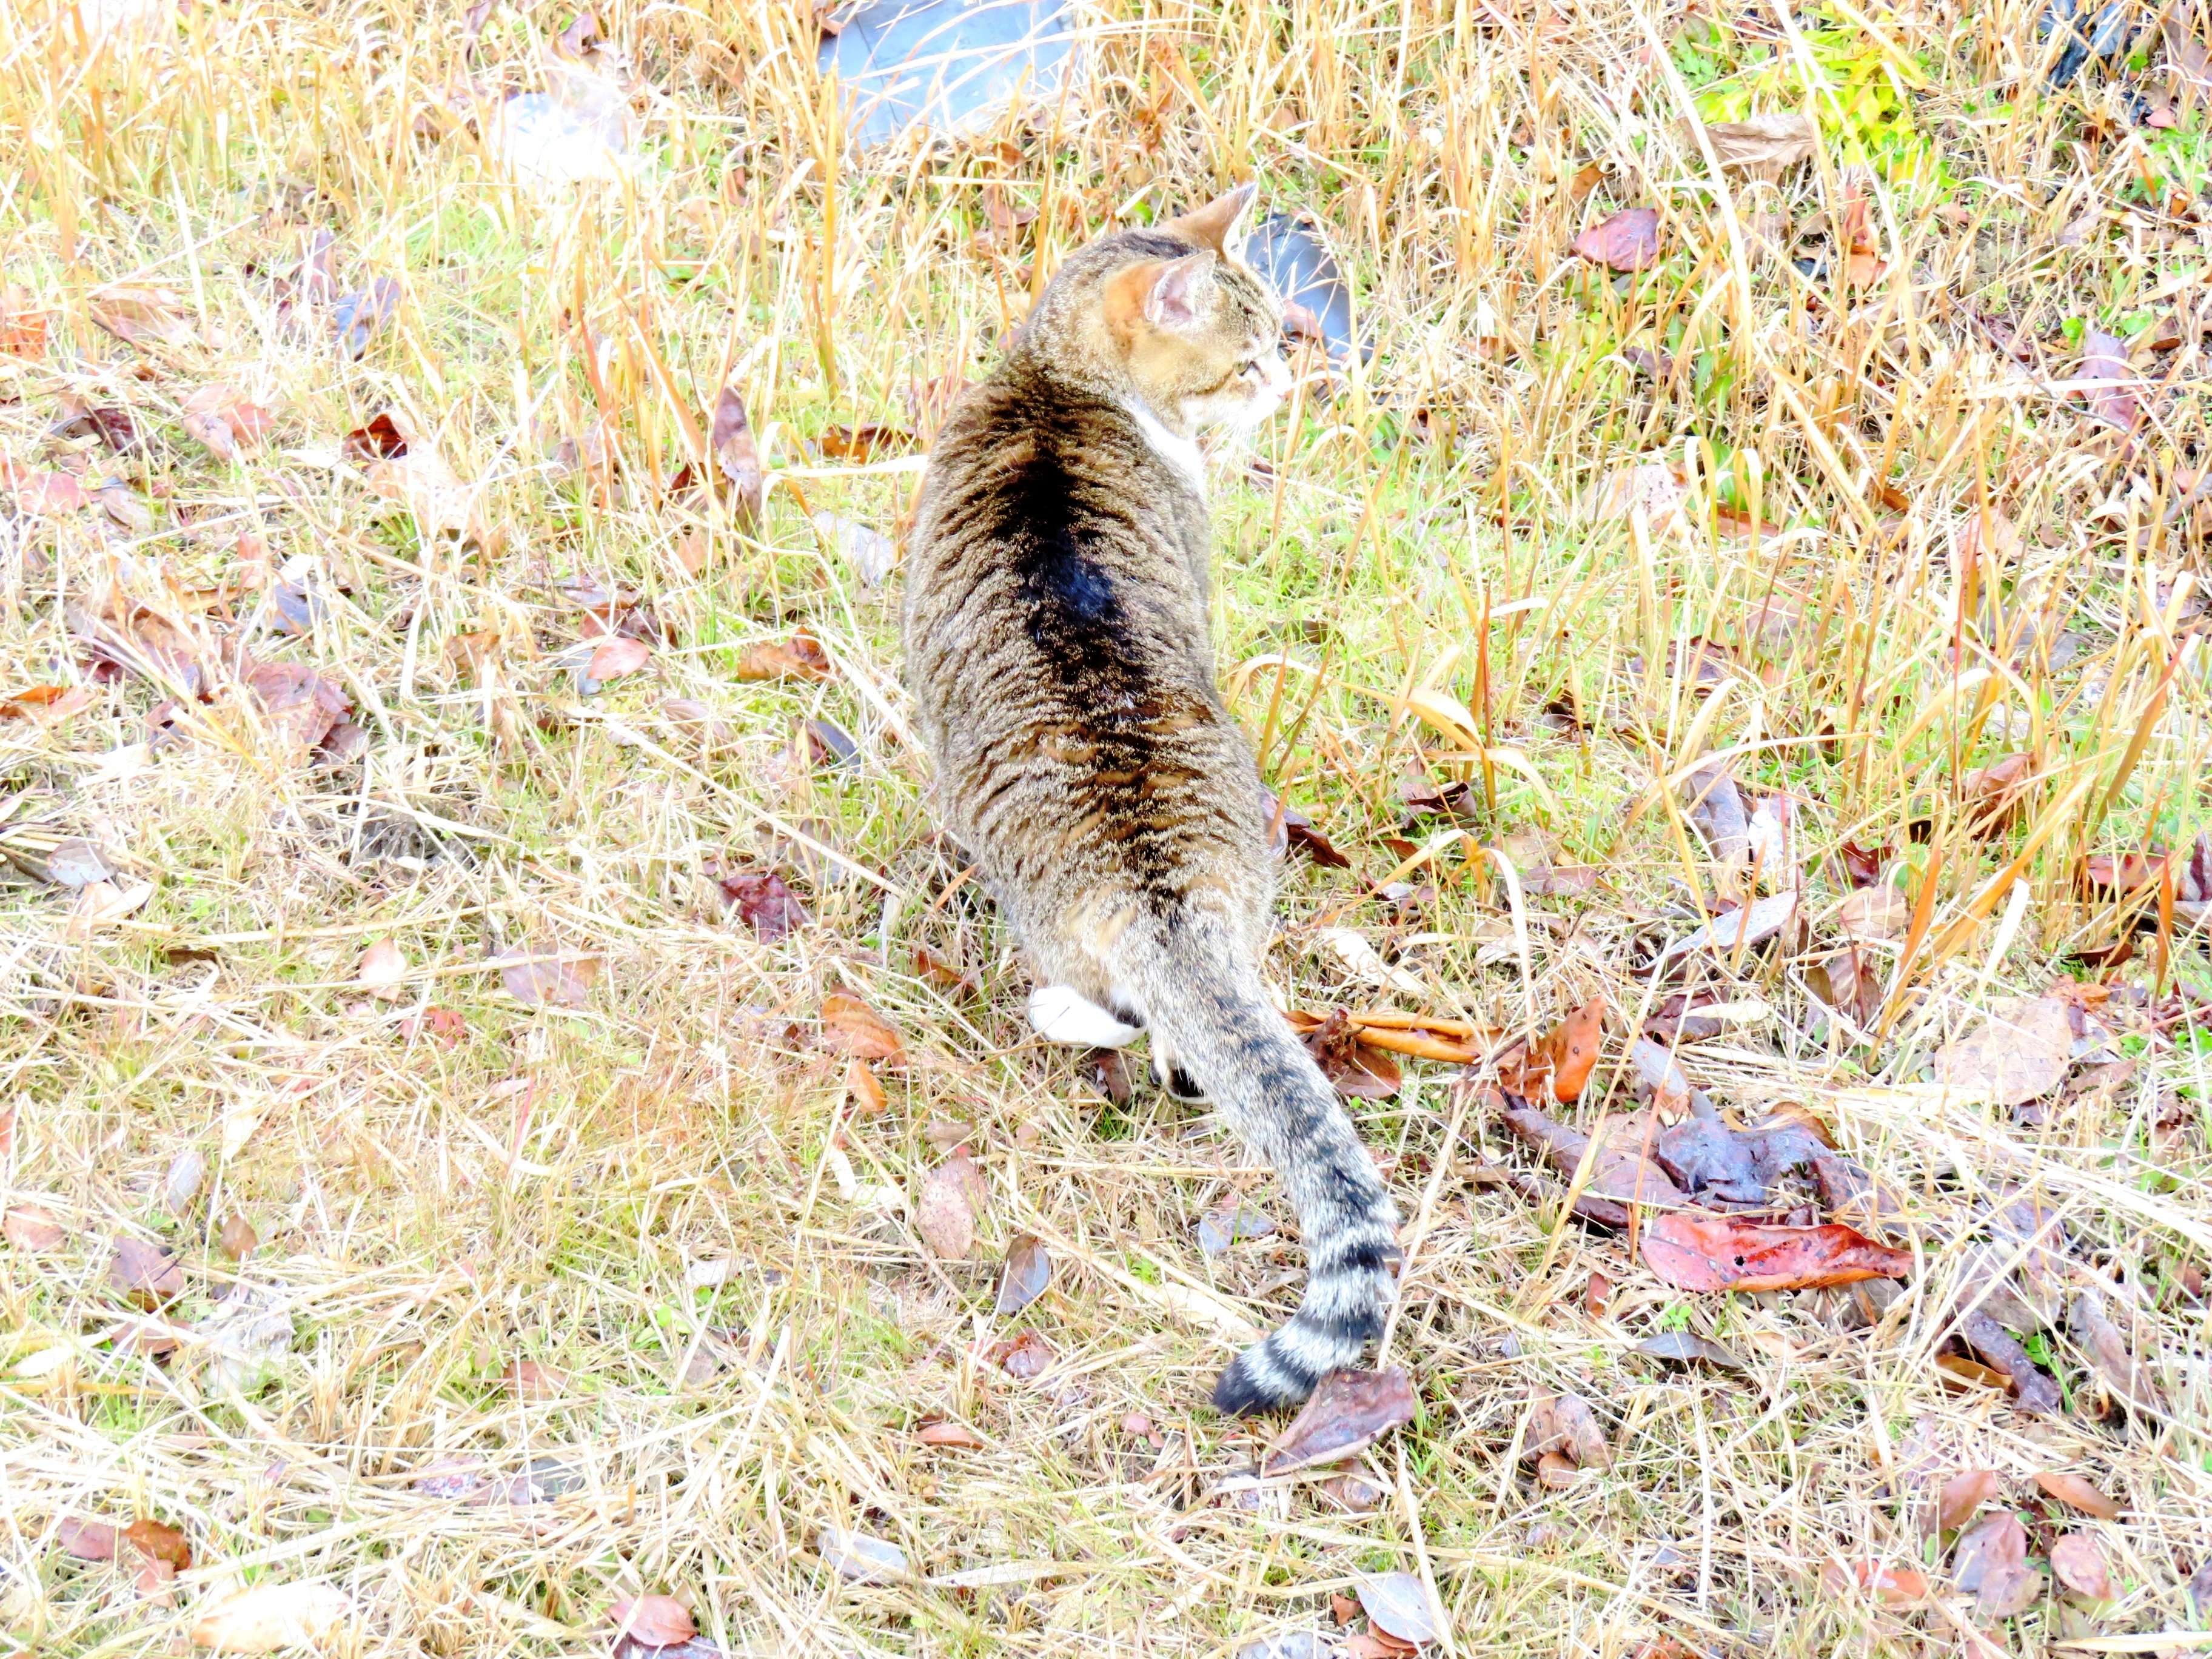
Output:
1236 359 1259 378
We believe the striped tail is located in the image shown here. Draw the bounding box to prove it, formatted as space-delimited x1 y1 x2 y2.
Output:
1117 911 1401 1413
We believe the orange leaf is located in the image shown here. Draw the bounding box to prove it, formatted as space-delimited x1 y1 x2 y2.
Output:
2033 1470 2119 1520
820 994 905 1065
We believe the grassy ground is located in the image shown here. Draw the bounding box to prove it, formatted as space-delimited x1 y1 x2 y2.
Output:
2 0 2210 1654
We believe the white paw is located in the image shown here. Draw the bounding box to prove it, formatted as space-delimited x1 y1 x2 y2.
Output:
1027 986 1142 1048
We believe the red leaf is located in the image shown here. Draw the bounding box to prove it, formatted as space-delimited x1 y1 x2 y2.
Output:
121 1517 191 1571
1573 207 1663 271
58 1517 122 1561
1638 1210 1911 1293
1818 1559 1928 1606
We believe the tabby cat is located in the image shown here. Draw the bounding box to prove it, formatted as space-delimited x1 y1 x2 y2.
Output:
902 185 1400 1413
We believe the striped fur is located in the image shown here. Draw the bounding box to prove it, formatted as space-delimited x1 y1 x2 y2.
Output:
902 186 1399 1412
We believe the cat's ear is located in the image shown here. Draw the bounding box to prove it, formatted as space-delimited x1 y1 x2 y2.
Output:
1163 182 1259 258
1106 250 1216 333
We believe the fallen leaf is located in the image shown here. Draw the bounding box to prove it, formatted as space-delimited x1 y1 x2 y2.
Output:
586 636 650 682
0 283 51 357
241 659 350 754
111 1238 185 1307
993 1233 1050 1315
179 384 275 461
1931 996 2072 1105
1299 1008 1403 1099
710 384 764 528
3 461 89 516
357 940 407 998
718 868 808 940
2074 327 2142 434
1275 799 1352 869
1953 1510 2028 1597
122 1517 190 1571
611 1594 695 1646
917 1151 978 1260
2050 1533 2110 1600
218 1214 258 1261
820 993 905 1064
1939 1469 2001 1532
1263 1367 1416 1475
163 1148 206 1215
1683 762 1749 863
1639 1211 1911 1293
5 1205 64 1251
1496 1098 1689 1224
1355 1572 1439 1647
496 942 598 1008
189 1581 354 1652
1574 206 1663 271
817 1526 909 1584
1978 1561 2042 1619
1664 891 1797 957
332 276 401 360
1958 1310 2063 1416
994 1328 1054 1378
1498 997 1603 1104
916 1419 987 1449
358 420 483 541
1535 1450 1581 1489
1812 945 1885 1028
819 423 914 461
58 1517 122 1560
1960 752 2036 838
1818 1560 1928 1606
2033 1471 2119 1520
1701 112 1817 175
504 1358 564 1398
1838 885 1910 940
733 633 833 682
399 1008 467 1048
1197 1203 1276 1256
90 285 196 348
1633 1331 1748 1370
2071 1287 2168 1416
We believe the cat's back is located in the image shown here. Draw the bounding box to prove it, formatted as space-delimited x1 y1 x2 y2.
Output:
905 350 1215 726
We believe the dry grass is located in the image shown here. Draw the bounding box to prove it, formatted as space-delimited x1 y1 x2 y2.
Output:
1 0 2210 1653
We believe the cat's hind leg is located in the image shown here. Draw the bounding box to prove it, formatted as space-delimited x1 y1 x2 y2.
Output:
1027 985 1144 1048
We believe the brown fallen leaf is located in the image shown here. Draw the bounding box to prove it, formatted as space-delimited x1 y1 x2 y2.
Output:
1 283 51 357
1296 1008 1402 1099
1938 1469 2001 1532
1527 1390 1611 1470
1498 997 1603 1104
111 1238 185 1308
917 1150 979 1260
993 1232 1050 1315
2071 1288 2168 1416
1263 1367 1415 1475
1818 1559 1928 1606
4 1205 65 1251
709 383 764 529
1931 996 2072 1106
4 460 89 517
916 1418 987 1449
1640 1211 1911 1293
733 632 833 682
2050 1533 2111 1600
90 284 197 349
1956 1310 2063 1416
1960 752 2036 838
495 942 599 1008
241 660 351 756
504 1358 564 1398
1701 112 1817 176
218 1213 259 1261
189 1581 354 1652
820 993 905 1065
1496 1097 1689 1224
1953 1509 2028 1598
1355 1572 1439 1647
1574 206 1663 271
1812 945 1885 1028
611 1594 695 1647
2033 1470 2119 1520
122 1517 190 1571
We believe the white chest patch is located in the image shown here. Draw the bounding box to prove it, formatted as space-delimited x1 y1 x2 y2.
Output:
1124 401 1205 493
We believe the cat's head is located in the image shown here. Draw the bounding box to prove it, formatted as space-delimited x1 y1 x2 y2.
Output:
1032 185 1292 435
